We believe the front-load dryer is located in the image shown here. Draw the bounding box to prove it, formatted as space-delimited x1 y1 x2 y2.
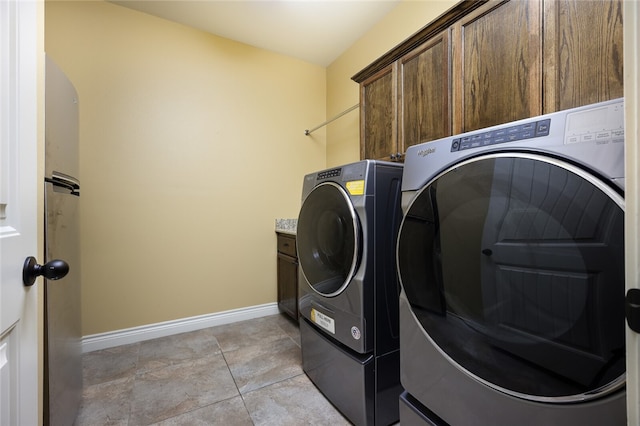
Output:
297 160 403 426
396 99 626 425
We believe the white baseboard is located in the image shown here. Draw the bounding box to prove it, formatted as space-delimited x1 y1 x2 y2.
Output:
81 302 280 353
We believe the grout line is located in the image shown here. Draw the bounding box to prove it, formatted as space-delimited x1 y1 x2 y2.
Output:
219 348 255 424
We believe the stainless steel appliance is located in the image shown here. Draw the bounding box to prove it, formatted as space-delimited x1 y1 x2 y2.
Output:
44 56 82 426
396 98 626 425
297 160 403 426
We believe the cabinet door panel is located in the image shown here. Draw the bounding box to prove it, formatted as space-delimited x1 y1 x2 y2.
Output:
361 65 396 160
543 0 624 113
454 0 542 133
399 30 451 149
277 253 298 321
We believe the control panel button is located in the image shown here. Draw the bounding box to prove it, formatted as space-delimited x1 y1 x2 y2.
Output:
535 119 551 136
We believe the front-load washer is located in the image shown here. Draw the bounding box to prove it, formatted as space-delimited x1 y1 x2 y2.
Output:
297 160 403 426
396 98 626 425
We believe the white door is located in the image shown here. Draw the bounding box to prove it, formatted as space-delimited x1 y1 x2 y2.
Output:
0 1 40 425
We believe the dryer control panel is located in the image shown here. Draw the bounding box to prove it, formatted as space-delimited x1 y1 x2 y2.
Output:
451 119 550 152
448 99 625 153
403 98 625 193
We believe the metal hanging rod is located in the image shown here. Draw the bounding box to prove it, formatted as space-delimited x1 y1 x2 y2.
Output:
304 104 359 136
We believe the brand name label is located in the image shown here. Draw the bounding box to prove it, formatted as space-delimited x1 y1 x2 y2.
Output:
417 147 436 157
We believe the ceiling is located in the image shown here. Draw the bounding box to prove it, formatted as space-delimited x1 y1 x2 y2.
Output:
110 0 401 67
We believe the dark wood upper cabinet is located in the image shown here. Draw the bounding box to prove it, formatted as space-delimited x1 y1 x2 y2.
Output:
399 30 452 148
353 0 623 161
542 0 624 113
452 0 542 134
360 65 397 161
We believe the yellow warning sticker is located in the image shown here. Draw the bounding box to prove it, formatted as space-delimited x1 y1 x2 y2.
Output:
311 308 336 334
346 180 365 195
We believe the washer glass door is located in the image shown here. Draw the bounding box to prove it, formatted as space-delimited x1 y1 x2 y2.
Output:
297 182 360 297
397 153 625 402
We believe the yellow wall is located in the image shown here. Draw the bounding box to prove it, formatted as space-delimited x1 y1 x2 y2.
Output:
326 0 458 167
45 0 459 336
45 1 326 335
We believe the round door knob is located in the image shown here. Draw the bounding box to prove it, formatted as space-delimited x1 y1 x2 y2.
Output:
22 256 69 286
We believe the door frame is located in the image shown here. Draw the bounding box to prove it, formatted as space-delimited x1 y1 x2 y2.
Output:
624 1 640 423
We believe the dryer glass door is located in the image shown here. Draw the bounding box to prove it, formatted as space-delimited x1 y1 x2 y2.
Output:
297 182 360 297
397 153 625 403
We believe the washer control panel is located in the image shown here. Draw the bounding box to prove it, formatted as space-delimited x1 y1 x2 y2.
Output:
450 119 550 152
316 168 342 180
316 162 368 182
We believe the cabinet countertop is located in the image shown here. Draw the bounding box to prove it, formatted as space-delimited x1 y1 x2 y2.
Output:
275 218 297 236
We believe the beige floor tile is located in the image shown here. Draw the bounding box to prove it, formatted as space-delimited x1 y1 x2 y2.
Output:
242 374 351 426
82 343 139 386
151 396 253 426
137 328 221 372
75 376 134 426
129 354 239 425
211 316 294 352
224 336 304 394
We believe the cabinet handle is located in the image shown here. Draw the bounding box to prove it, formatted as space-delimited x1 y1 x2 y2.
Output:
390 153 396 160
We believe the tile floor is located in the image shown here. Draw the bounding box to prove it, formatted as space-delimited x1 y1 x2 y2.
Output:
75 314 352 425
